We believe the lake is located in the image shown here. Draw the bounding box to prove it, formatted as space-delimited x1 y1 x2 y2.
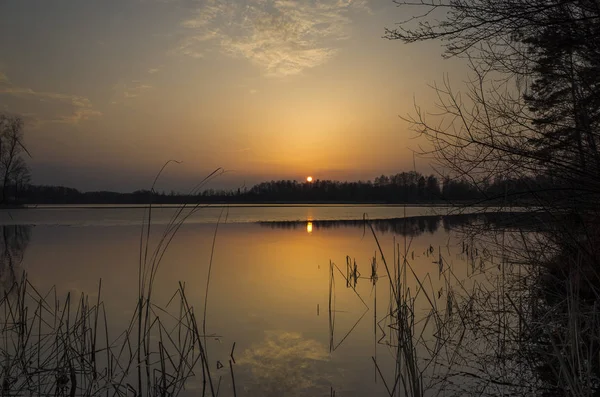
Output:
0 205 515 396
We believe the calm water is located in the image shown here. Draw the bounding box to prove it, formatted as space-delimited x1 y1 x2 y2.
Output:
0 205 492 396
0 204 501 226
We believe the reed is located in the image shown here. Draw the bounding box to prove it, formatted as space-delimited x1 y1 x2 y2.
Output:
355 212 600 397
0 167 228 396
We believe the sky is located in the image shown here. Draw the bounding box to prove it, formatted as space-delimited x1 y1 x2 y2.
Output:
0 0 468 192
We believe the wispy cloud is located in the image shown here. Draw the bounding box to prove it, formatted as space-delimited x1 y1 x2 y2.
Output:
177 0 369 76
0 73 101 126
147 67 161 74
238 331 330 393
111 81 154 104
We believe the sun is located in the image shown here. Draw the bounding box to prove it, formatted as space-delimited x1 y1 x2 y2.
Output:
306 176 313 183
306 221 313 233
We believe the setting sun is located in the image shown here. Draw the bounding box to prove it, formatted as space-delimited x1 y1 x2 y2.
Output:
306 176 313 182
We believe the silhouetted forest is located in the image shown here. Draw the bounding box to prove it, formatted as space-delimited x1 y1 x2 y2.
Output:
16 171 560 205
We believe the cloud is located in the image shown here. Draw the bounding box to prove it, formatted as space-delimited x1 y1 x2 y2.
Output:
111 81 154 103
0 73 101 126
55 108 103 124
238 331 332 394
177 0 369 76
147 67 161 74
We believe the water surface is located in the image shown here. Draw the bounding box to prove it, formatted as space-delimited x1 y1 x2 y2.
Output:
1 204 500 226
0 205 497 396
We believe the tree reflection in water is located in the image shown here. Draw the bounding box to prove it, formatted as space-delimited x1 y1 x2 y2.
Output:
260 212 540 237
0 225 31 290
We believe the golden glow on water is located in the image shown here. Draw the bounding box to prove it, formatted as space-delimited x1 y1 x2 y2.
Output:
21 217 473 396
306 221 313 233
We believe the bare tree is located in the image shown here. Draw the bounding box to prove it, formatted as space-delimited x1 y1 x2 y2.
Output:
385 0 600 207
0 114 30 204
10 157 31 202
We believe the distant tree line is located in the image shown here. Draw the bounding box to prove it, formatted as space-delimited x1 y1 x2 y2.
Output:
18 171 561 205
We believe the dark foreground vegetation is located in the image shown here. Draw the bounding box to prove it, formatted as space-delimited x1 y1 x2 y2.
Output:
370 0 600 395
0 191 235 396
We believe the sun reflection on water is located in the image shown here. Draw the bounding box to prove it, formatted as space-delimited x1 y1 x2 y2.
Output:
306 221 313 233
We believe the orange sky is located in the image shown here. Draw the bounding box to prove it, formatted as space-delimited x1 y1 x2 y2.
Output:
0 0 468 192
